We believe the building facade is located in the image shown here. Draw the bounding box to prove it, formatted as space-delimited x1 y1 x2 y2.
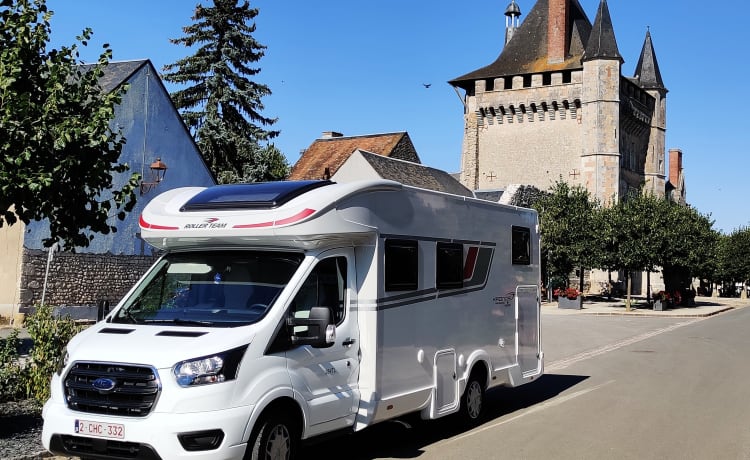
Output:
449 0 669 205
0 60 215 320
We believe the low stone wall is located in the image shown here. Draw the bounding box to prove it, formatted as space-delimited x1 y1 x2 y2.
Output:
18 250 159 314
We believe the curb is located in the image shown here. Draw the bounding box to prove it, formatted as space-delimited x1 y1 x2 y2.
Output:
582 306 734 318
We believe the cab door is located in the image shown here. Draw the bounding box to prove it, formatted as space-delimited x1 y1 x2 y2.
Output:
285 249 360 426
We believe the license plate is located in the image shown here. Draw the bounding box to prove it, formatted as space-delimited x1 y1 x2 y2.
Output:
75 419 125 439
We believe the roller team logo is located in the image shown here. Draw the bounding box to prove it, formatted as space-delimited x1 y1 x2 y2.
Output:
184 217 228 229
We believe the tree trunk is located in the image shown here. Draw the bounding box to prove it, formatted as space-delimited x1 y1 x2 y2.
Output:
646 271 652 305
626 271 632 312
579 266 585 297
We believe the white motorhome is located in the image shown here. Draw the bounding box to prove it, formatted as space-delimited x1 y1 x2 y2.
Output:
42 179 543 460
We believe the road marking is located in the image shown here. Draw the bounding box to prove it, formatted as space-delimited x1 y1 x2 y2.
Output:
445 380 615 445
546 318 704 371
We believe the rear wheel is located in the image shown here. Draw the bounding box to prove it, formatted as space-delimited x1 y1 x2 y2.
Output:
459 372 485 424
245 412 298 460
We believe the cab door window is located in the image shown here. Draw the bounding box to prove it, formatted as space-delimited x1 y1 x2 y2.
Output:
290 257 347 332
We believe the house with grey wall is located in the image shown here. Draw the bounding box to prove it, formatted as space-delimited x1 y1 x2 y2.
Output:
0 59 215 320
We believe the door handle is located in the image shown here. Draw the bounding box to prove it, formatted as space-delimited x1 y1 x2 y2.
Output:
342 338 356 346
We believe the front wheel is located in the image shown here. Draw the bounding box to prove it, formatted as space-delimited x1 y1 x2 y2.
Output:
459 374 485 424
245 413 298 460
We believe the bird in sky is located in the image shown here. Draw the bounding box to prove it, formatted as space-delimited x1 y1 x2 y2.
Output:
422 83 431 88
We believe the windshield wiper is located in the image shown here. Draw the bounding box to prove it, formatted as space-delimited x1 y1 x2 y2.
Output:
171 318 215 327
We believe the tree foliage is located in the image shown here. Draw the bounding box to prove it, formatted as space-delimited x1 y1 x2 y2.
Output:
163 0 288 183
716 227 750 286
533 180 599 287
660 202 718 285
0 0 139 249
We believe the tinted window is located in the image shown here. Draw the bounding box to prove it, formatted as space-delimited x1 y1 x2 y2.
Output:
436 242 463 289
385 239 418 291
512 226 531 265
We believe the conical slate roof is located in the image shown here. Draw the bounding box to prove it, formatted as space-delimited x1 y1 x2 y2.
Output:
449 0 593 91
633 30 666 91
582 0 622 62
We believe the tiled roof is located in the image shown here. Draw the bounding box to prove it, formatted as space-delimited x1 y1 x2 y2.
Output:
356 150 473 197
633 30 666 91
288 132 420 180
449 0 593 90
582 0 622 62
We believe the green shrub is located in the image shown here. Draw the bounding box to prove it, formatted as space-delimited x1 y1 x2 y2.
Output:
24 304 84 406
0 328 27 402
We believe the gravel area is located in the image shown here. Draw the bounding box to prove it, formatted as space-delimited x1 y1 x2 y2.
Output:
0 399 52 459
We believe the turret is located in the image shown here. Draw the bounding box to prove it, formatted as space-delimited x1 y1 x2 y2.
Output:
504 0 522 45
635 28 668 197
581 0 623 204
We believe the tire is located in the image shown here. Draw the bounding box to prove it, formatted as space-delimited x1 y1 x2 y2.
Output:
245 412 298 460
459 372 485 424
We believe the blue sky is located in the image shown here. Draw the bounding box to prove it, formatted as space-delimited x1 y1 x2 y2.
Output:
46 0 748 234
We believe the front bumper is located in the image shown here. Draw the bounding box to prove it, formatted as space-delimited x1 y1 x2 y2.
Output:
42 399 253 460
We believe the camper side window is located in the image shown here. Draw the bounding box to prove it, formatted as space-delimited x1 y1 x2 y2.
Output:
436 242 463 289
512 226 531 265
290 257 347 330
384 239 418 291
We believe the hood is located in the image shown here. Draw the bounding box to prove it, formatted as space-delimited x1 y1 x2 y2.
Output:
66 321 257 370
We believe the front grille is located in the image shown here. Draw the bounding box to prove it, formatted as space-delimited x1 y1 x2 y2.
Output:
51 434 161 460
64 362 161 417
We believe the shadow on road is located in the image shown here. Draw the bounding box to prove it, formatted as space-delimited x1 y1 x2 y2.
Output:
315 374 589 459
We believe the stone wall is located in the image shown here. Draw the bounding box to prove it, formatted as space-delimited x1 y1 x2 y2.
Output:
463 73 584 192
18 250 159 313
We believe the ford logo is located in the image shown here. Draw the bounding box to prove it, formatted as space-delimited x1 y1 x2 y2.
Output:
92 377 117 393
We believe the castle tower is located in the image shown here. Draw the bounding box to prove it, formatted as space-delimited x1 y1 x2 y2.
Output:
581 0 623 204
634 29 668 198
449 0 670 207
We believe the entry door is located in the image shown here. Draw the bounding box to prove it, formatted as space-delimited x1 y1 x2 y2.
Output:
516 285 540 376
285 249 360 426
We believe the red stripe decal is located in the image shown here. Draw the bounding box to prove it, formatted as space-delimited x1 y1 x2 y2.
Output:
464 246 479 280
139 215 179 230
274 208 316 225
233 208 316 229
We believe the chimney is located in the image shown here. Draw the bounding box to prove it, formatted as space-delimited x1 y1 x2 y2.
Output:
321 131 343 139
669 148 682 183
548 0 569 64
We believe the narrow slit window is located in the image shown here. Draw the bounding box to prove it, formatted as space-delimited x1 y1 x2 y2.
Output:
512 226 531 265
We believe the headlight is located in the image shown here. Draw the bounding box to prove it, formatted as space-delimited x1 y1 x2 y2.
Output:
173 345 247 387
56 348 69 376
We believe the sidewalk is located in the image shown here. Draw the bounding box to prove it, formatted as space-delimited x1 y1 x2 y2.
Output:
542 295 749 317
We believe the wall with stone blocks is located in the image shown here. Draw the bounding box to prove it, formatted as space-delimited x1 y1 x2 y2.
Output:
18 250 159 313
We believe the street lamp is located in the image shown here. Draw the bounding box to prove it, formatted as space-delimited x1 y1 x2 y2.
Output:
140 158 168 195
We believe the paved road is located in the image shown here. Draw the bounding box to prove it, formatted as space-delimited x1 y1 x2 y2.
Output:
319 299 750 460
9 296 747 459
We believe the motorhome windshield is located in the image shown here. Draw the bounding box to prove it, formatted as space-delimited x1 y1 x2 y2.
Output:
112 250 304 327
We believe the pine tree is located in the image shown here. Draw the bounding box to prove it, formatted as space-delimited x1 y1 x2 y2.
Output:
162 0 288 183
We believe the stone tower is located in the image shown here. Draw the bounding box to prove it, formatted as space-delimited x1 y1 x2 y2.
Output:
581 0 622 204
635 29 668 198
449 0 668 204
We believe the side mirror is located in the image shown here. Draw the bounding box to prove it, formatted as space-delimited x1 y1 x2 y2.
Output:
97 299 110 321
287 306 336 348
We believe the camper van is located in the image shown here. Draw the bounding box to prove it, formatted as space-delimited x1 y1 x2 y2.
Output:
42 179 543 460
